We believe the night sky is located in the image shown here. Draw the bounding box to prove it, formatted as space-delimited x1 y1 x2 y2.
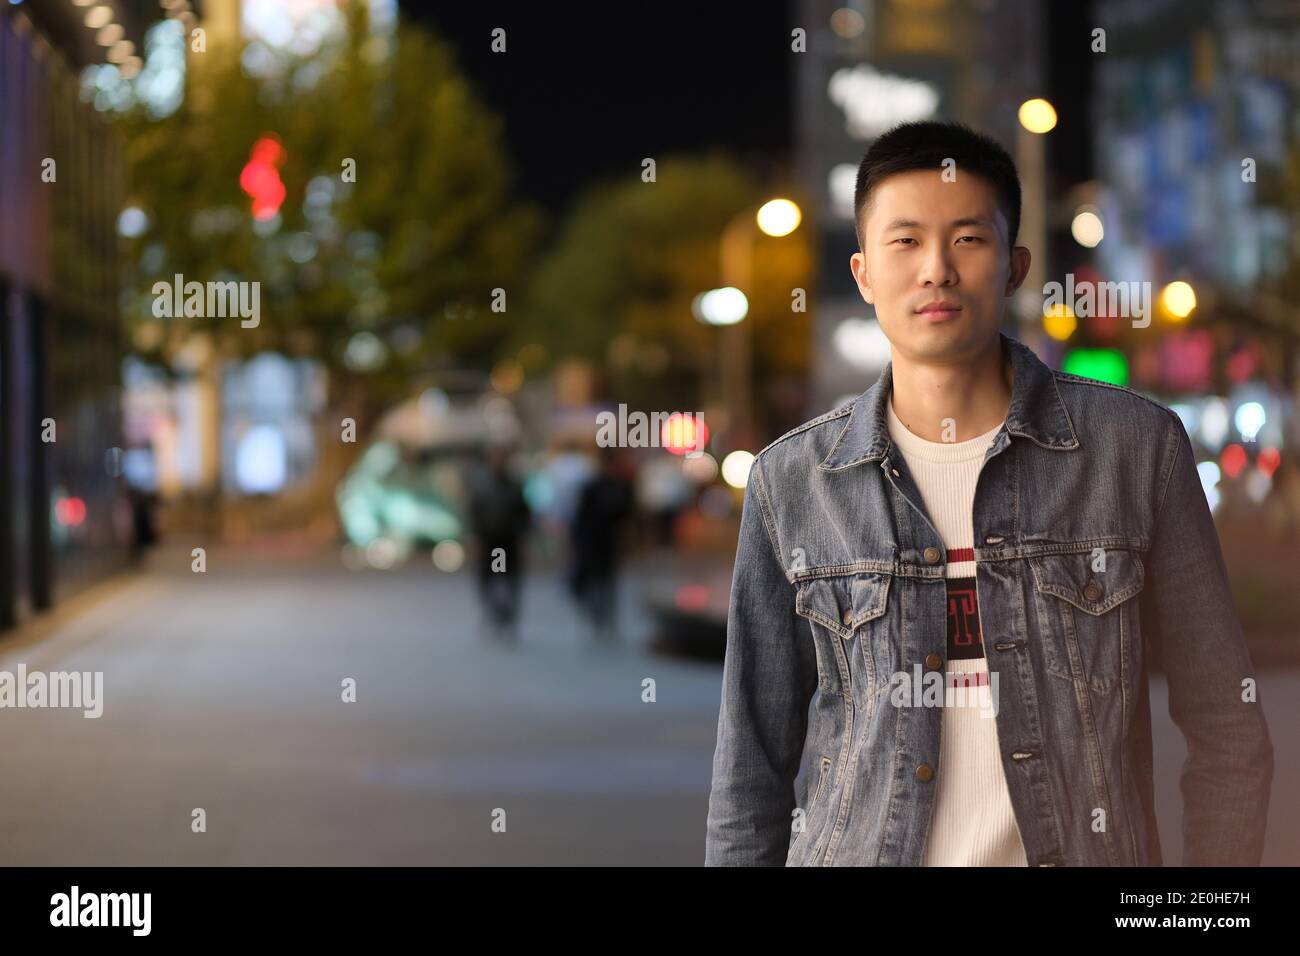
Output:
400 3 799 214
401 2 1092 218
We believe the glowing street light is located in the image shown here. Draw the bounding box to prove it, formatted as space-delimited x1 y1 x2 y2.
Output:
1159 281 1197 321
693 287 749 326
84 5 113 29
756 198 801 237
1018 98 1057 134
1043 302 1077 341
721 450 754 489
1071 205 1103 247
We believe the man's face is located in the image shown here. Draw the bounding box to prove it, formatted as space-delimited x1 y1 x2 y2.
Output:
850 169 1030 366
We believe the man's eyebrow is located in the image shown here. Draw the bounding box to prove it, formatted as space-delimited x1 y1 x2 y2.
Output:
882 216 995 231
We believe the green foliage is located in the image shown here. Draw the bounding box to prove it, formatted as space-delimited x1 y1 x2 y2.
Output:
116 2 543 405
520 152 812 413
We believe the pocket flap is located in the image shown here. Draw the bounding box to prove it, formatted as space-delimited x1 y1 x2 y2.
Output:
795 572 891 637
1029 548 1144 615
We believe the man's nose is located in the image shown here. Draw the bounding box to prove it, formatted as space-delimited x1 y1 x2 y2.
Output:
919 246 957 286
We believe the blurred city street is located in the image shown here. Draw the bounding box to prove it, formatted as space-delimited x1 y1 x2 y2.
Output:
0 541 1292 865
0 543 725 865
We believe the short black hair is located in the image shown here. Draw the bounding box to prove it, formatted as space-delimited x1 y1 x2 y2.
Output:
853 120 1021 251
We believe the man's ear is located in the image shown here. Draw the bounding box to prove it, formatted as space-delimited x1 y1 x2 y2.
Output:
850 251 875 304
1005 245 1032 296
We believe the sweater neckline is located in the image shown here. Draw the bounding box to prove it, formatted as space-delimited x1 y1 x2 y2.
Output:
886 397 1004 463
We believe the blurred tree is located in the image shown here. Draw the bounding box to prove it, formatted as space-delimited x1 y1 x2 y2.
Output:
117 1 544 423
519 151 813 436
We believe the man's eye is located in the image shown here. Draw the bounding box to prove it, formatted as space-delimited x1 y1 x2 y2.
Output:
957 235 982 244
893 237 917 246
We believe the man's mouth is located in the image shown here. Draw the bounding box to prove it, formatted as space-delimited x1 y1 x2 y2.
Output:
916 301 962 321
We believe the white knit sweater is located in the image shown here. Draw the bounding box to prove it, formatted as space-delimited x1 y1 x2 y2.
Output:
885 397 1029 867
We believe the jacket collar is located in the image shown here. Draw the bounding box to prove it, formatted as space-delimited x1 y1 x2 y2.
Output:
817 331 1079 471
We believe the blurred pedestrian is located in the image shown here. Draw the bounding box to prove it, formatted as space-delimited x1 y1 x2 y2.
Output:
537 439 595 535
568 444 635 641
635 452 693 547
467 444 530 639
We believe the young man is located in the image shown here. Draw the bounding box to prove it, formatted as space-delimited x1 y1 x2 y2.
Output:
704 120 1274 866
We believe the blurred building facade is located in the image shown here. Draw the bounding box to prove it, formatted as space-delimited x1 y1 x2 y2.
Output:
1085 0 1297 517
794 0 1051 415
0 1 185 630
793 0 1297 529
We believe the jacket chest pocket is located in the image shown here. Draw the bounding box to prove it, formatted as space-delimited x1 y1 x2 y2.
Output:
1028 548 1145 694
794 571 891 700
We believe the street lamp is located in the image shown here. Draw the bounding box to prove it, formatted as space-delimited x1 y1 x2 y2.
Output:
715 198 802 454
1016 98 1055 337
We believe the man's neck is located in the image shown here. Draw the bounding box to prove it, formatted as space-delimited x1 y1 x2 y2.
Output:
888 336 1012 443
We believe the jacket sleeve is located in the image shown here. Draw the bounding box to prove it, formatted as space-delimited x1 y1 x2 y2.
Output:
1140 412 1274 865
704 456 819 865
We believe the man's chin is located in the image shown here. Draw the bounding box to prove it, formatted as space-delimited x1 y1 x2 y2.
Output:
890 320 996 363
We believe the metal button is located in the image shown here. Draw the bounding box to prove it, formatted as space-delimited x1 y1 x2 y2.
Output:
985 534 1005 545
841 608 854 627
915 763 934 782
923 546 941 565
1083 579 1103 602
891 468 900 477
924 653 943 670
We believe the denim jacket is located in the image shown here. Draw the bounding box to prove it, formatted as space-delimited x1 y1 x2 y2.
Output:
705 332 1273 866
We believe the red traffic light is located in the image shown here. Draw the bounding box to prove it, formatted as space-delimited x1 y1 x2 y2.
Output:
239 134 287 221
